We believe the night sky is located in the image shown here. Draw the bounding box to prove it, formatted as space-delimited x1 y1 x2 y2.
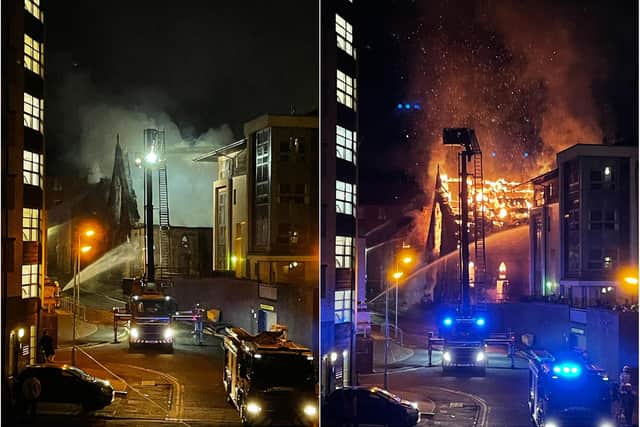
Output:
357 0 638 204
44 1 318 226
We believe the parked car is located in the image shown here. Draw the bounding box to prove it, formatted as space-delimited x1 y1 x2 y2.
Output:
13 364 114 412
322 386 420 427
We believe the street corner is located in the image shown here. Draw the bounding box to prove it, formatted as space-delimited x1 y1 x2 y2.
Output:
55 313 99 345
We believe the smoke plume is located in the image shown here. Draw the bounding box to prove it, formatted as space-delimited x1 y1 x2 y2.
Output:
405 0 611 193
52 73 233 227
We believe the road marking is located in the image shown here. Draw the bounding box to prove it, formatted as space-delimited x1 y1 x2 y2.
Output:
431 386 489 427
76 346 170 417
123 364 185 424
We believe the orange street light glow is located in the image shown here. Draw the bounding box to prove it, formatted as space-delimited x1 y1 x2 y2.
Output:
624 277 639 285
85 229 95 237
80 245 92 253
392 271 403 280
402 256 413 264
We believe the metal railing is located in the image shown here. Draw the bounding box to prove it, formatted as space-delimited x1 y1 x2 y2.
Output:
59 296 86 321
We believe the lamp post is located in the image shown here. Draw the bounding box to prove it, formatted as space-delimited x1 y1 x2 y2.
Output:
394 254 413 337
383 267 389 390
71 229 93 366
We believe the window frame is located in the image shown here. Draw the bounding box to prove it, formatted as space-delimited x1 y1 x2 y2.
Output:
334 289 352 323
23 92 44 133
23 150 43 188
336 70 356 110
336 180 357 216
335 13 355 57
336 125 356 164
335 235 354 269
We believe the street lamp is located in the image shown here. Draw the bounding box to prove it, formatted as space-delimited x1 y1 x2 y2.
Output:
71 228 94 366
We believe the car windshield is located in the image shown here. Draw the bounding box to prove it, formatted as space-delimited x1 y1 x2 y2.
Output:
65 366 94 382
251 354 315 390
372 388 401 403
134 299 172 316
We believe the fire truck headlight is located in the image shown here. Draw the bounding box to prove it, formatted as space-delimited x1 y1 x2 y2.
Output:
599 421 615 427
544 422 559 427
130 327 139 339
475 352 485 362
246 402 261 415
303 403 317 417
163 327 174 340
443 351 451 362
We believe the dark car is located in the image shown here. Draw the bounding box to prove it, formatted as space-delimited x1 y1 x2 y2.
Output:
13 364 114 412
322 386 420 427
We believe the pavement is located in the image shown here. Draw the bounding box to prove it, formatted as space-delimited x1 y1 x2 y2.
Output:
52 312 130 394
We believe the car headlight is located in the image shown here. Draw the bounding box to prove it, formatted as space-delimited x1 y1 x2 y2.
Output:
476 352 485 362
130 327 139 339
303 403 317 417
163 327 174 339
544 422 559 427
246 402 261 415
443 351 451 362
599 422 615 427
410 401 418 410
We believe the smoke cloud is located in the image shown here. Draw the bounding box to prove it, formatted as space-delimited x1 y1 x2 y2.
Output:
405 0 611 193
52 73 233 227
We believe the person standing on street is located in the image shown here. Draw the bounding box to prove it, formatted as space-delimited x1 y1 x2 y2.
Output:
38 330 55 362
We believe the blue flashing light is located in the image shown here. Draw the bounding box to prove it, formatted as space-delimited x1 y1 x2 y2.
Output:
413 103 420 110
552 363 581 378
524 152 529 158
443 317 453 326
476 318 485 326
491 151 497 157
397 103 403 110
404 103 411 110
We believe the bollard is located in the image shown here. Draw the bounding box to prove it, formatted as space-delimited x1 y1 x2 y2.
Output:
427 334 433 367
112 308 119 344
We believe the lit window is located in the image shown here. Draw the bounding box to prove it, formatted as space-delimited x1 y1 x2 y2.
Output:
334 289 352 323
23 150 43 188
336 125 356 164
21 264 40 299
336 180 356 216
24 0 43 22
337 70 356 110
24 34 44 76
22 208 40 242
335 14 355 57
23 93 44 133
256 128 270 204
335 236 354 269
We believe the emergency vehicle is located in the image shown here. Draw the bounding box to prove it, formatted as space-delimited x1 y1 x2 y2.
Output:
222 327 317 426
440 314 488 376
528 350 614 427
127 286 177 352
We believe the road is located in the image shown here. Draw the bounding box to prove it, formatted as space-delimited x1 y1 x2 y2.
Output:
13 322 242 426
360 356 531 427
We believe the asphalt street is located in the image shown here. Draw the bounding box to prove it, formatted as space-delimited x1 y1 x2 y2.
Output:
13 322 242 427
360 356 531 427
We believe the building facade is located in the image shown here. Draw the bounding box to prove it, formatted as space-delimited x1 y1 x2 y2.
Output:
321 0 359 390
2 0 47 379
196 114 318 349
529 169 560 297
530 144 638 307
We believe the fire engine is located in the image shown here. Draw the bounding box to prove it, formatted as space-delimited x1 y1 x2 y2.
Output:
528 350 613 427
222 326 317 426
125 279 177 352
